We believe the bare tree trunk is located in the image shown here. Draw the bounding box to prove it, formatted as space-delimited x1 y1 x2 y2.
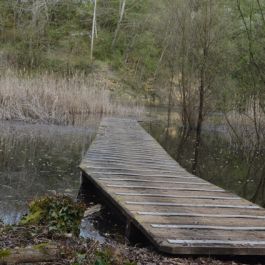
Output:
180 53 189 132
90 0 97 61
191 0 212 174
192 66 205 174
112 0 126 48
257 0 265 25
167 70 174 130
179 15 188 132
165 69 175 147
154 43 168 78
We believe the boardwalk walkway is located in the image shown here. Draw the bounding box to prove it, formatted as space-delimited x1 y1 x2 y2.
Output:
80 117 265 255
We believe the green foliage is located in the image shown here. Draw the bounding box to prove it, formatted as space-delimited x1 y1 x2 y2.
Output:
71 253 87 265
0 0 158 84
227 0 265 111
20 195 86 236
1 0 265 109
94 248 136 265
0 249 11 258
33 243 49 253
94 249 113 265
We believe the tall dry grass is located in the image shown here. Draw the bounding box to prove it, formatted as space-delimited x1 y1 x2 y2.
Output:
225 104 265 151
0 70 144 125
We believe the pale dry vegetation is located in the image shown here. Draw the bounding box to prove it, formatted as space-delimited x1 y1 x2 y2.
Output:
225 104 265 151
0 70 144 125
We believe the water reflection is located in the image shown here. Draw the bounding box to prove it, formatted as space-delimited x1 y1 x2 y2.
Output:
0 119 99 224
143 119 265 207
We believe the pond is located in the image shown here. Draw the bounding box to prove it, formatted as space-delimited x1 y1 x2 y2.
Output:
0 118 100 225
143 111 265 207
1 112 265 243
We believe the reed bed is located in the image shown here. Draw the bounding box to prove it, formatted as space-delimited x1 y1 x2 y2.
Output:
224 105 265 151
0 70 144 125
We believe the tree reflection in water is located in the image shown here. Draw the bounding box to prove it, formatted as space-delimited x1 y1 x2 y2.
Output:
0 119 99 224
143 119 265 207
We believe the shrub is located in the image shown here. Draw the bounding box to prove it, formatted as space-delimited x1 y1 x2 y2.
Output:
21 195 86 236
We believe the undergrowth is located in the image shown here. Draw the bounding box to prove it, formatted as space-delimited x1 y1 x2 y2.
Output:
20 195 86 236
93 248 136 265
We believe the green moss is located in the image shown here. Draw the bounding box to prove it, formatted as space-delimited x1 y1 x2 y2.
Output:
20 195 86 236
33 243 49 254
94 249 112 265
20 209 43 225
0 249 11 258
94 249 137 265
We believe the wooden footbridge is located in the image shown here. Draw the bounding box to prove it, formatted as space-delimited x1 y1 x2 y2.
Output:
80 117 265 255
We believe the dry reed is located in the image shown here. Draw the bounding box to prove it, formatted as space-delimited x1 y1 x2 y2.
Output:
0 69 144 125
225 104 265 150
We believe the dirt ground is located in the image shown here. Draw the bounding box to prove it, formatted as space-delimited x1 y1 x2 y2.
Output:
1 223 263 265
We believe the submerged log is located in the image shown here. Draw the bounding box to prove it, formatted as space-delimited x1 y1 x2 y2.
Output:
0 245 60 264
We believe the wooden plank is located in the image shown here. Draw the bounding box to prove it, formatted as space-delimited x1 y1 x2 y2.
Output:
125 201 260 209
86 171 194 179
123 204 265 215
145 227 265 240
83 157 179 167
80 117 265 255
99 178 210 185
115 192 240 200
137 211 265 219
115 197 245 205
168 239 265 246
107 185 224 192
135 215 265 227
106 187 232 196
151 224 265 231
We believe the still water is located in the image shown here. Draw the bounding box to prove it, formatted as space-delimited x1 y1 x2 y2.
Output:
143 116 265 207
1 113 265 238
0 119 99 224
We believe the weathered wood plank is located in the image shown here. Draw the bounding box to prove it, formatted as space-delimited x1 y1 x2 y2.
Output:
80 117 265 255
137 211 265 219
115 192 239 200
